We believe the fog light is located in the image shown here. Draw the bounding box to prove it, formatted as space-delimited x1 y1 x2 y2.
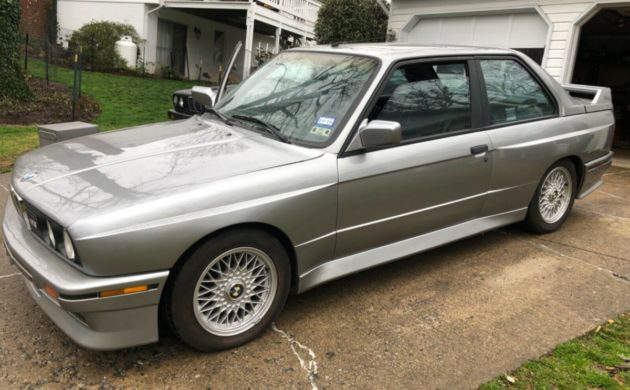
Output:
63 230 75 260
99 285 148 298
47 220 56 247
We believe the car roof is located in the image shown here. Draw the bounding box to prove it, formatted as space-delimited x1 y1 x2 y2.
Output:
292 43 518 62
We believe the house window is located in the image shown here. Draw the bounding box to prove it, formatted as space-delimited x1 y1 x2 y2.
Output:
156 19 187 75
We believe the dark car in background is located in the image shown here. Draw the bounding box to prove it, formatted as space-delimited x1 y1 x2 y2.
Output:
169 86 236 120
168 88 208 120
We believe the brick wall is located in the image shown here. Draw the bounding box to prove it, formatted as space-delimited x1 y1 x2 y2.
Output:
20 0 52 41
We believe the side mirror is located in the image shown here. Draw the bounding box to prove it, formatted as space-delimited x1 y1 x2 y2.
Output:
191 86 217 108
357 120 402 150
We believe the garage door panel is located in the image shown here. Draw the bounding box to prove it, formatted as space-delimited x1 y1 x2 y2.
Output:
407 12 548 49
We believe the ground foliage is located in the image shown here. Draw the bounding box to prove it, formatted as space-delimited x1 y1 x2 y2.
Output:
0 0 31 101
0 77 100 125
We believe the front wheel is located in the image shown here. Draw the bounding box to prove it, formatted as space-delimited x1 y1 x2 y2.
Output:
164 229 291 351
524 160 577 234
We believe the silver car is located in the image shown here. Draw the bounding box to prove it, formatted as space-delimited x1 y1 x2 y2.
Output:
2 44 614 351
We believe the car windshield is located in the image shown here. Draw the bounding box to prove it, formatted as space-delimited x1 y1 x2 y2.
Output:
214 51 378 146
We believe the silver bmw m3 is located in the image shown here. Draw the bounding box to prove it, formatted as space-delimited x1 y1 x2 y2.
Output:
2 44 614 351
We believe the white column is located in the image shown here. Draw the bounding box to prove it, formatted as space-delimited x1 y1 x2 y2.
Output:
243 6 255 79
274 26 281 54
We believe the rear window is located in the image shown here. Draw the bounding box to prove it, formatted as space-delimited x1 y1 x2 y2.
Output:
480 59 555 124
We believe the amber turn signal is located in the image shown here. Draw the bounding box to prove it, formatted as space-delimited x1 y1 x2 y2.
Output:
44 285 58 300
99 285 148 298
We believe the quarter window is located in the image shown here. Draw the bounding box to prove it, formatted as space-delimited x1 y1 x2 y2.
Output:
369 61 471 141
480 59 554 124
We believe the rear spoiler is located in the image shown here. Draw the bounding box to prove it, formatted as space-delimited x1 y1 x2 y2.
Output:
562 84 613 113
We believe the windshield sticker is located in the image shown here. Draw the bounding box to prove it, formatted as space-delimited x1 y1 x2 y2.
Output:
310 126 332 137
316 116 336 128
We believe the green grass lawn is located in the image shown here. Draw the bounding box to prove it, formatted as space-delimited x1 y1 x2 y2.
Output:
28 59 198 130
0 125 38 173
0 60 199 172
480 313 630 389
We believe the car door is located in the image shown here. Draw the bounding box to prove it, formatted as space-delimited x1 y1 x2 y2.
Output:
335 58 493 258
474 57 562 217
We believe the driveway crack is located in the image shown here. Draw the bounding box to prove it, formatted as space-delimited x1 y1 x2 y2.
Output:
498 231 629 284
272 322 320 390
533 236 630 264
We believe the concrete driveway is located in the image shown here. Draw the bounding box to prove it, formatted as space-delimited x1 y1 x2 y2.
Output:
0 167 629 389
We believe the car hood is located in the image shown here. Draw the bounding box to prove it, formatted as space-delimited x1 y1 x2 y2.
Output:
12 116 323 227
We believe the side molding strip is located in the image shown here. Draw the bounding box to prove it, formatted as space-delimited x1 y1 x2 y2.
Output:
297 208 528 293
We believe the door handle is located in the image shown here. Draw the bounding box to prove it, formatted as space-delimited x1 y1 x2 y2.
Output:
470 144 489 155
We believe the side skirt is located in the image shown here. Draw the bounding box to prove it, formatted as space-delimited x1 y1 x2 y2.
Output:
297 208 528 293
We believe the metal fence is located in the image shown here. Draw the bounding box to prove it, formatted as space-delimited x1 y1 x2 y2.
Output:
23 33 84 120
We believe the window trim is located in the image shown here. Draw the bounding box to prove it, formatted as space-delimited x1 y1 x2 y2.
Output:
340 55 485 157
474 55 559 130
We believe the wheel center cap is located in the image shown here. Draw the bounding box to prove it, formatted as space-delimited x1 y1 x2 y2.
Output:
227 281 245 299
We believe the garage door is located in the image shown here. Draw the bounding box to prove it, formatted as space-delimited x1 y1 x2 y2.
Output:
406 12 548 49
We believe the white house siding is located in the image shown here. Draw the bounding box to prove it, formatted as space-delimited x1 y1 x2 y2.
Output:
388 0 602 82
57 0 149 43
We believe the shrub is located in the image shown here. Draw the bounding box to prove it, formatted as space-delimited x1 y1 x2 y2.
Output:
315 0 388 44
68 21 140 71
0 0 31 101
156 65 180 80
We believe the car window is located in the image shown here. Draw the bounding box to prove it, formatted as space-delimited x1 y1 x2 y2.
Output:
368 61 471 141
480 59 554 124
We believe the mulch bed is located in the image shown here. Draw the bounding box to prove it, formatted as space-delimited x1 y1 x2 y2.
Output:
0 77 100 125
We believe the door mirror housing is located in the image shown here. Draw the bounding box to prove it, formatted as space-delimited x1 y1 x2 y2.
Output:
354 120 402 150
191 86 217 108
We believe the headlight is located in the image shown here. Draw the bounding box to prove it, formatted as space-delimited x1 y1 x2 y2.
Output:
173 95 178 105
178 96 185 108
63 230 75 260
47 220 56 247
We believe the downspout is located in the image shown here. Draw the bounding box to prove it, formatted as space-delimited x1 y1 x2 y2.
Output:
147 0 164 16
143 0 165 71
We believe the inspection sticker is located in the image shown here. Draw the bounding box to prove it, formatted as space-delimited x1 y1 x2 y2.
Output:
310 126 332 137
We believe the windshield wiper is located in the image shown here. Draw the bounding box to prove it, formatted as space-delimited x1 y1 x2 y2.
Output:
231 114 291 144
206 107 233 126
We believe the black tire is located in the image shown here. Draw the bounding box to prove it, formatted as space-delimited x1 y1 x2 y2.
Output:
524 159 577 234
164 229 291 351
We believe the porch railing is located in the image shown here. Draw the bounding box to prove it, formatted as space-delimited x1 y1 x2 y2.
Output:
258 0 321 28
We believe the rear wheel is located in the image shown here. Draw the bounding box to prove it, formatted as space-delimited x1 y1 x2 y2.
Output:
524 160 577 234
165 229 290 351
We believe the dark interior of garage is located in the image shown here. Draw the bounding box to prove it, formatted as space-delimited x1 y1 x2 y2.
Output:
572 7 630 148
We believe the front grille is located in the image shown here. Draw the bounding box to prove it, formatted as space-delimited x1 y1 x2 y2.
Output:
14 194 81 266
24 202 47 242
187 96 205 114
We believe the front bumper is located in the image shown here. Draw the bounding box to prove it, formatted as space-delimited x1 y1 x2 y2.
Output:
577 151 614 199
2 200 169 350
167 109 191 120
